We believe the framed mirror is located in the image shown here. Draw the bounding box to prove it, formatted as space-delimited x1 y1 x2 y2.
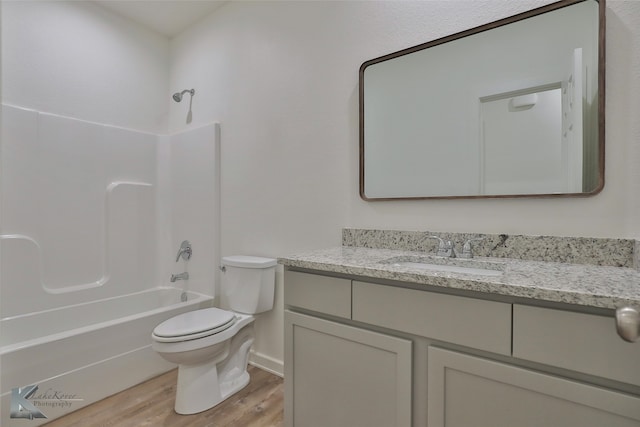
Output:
359 0 605 200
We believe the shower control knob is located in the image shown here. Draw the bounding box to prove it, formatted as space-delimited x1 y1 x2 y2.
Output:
175 240 192 262
615 306 640 342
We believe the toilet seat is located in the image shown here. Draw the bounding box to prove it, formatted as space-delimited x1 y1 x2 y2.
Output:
153 308 236 343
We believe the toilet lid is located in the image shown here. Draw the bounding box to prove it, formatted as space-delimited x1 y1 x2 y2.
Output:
153 307 235 338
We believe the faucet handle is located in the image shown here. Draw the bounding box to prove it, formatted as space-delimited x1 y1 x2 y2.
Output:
428 236 453 257
176 240 192 262
460 237 484 259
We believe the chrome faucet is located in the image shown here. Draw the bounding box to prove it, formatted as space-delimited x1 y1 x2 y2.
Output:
170 272 189 282
427 236 484 259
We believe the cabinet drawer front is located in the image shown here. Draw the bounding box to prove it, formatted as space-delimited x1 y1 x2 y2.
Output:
284 271 351 318
513 305 640 387
353 281 511 355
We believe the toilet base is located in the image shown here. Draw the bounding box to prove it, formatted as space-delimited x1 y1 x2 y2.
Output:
174 323 255 415
174 365 251 415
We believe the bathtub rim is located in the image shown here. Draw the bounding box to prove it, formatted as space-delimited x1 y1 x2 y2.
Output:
0 287 213 356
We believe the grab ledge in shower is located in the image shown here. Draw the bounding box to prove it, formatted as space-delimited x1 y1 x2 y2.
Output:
0 180 152 295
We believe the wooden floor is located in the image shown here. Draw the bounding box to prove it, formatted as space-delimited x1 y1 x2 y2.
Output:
42 365 283 427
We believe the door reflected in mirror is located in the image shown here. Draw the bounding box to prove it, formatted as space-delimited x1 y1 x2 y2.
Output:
360 0 604 200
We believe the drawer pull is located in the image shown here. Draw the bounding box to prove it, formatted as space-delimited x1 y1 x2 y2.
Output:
615 306 640 342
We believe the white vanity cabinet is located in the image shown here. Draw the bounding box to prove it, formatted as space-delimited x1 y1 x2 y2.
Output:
284 269 640 427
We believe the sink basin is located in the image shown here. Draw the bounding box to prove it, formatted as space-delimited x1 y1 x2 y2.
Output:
391 261 503 277
381 256 505 277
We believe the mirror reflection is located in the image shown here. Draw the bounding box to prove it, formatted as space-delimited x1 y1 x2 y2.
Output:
360 0 603 200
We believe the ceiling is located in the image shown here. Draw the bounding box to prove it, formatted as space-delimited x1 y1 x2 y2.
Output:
95 1 227 38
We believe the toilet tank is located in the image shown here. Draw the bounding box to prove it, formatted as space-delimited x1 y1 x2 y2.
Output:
221 255 277 314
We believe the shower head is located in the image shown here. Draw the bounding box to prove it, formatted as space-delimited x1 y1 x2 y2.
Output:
173 89 195 102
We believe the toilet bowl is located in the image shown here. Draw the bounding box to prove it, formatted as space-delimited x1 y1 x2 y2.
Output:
152 255 277 415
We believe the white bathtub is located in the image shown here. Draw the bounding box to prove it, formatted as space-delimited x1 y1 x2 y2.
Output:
0 287 213 426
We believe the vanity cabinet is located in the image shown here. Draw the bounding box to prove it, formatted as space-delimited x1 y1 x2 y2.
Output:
284 270 640 427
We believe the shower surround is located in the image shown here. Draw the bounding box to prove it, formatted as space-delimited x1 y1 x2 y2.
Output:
0 104 219 425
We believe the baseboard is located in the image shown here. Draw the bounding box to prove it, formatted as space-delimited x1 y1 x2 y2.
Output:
249 350 283 378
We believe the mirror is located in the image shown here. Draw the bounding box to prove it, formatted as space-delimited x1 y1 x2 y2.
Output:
360 0 604 200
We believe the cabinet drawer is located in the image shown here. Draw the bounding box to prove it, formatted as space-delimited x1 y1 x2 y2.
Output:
284 271 351 318
353 281 511 355
513 305 640 387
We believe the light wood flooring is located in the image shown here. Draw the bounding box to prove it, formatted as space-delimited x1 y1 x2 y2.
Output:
42 365 283 427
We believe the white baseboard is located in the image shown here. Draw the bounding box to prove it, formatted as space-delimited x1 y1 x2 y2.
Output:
249 350 283 378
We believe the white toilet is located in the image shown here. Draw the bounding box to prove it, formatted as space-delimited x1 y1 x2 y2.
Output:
152 255 277 415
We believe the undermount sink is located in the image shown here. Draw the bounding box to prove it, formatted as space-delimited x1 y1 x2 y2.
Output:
382 256 505 277
391 261 503 276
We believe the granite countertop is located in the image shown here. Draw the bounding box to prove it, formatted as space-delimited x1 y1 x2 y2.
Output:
278 246 640 310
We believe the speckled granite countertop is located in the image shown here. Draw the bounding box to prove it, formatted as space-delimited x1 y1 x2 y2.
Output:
279 246 640 310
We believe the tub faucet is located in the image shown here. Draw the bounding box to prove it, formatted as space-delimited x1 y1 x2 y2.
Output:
170 272 189 282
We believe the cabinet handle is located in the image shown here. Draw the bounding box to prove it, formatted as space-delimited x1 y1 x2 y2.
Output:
615 306 640 342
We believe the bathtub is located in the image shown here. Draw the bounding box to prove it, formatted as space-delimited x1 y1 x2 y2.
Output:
0 287 213 426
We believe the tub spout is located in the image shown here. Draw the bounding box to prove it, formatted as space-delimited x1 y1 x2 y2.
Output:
171 272 189 282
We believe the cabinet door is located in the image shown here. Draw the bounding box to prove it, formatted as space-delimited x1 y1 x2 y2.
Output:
428 347 640 427
285 310 412 427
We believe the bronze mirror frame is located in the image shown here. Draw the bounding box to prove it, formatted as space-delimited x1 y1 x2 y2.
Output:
359 0 605 201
